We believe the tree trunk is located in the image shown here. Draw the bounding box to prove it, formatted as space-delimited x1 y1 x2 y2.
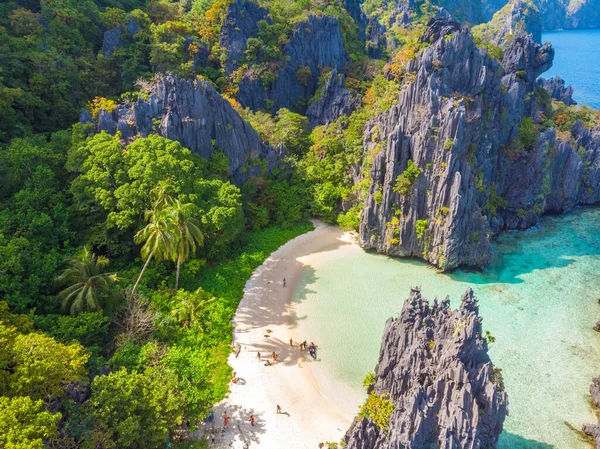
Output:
131 251 154 298
175 255 181 291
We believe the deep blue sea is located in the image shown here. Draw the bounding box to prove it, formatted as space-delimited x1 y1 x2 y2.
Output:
542 29 600 109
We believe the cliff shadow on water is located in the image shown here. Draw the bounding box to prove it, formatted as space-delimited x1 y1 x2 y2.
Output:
501 432 556 449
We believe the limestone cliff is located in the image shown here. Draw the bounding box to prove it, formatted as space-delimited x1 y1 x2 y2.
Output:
88 75 282 186
306 69 361 129
219 0 270 75
235 15 347 114
344 287 508 449
358 19 600 270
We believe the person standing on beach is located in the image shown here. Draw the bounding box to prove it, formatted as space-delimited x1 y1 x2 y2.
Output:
283 277 286 287
249 414 255 426
277 404 281 414
290 338 293 346
257 351 261 360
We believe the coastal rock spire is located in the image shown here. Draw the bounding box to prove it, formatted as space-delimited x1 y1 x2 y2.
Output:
358 18 600 270
344 287 508 449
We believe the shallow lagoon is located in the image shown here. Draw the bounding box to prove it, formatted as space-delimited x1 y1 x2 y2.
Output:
293 207 600 449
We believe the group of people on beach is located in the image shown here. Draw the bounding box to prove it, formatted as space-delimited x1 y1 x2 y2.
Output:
299 340 318 360
256 351 279 366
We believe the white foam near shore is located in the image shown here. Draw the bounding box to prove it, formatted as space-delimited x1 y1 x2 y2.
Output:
198 221 360 448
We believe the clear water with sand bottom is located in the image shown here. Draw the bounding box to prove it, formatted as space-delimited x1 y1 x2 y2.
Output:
293 207 600 449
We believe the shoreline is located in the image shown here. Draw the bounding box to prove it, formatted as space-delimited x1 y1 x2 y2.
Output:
202 221 359 448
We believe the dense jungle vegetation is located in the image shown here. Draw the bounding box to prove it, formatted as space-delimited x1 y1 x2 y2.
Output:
0 0 595 447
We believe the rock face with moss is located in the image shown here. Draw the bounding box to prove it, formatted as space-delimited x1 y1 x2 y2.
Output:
472 0 541 45
236 15 347 114
344 287 508 449
358 18 600 270
89 75 282 186
306 69 361 128
219 0 271 75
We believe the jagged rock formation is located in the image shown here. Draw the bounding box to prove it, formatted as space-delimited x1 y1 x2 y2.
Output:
472 0 542 45
219 0 270 75
344 287 508 449
86 75 282 186
236 15 347 114
537 75 576 106
583 378 600 448
358 19 600 270
306 69 361 128
102 19 139 57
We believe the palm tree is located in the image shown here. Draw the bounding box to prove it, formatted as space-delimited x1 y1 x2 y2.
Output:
54 247 117 315
150 180 176 210
169 200 204 291
131 207 176 297
171 288 215 330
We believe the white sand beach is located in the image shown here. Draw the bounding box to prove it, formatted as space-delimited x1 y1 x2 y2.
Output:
198 221 359 448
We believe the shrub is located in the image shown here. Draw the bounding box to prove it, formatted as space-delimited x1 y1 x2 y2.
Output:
393 160 422 196
87 96 117 120
337 207 362 231
359 392 394 430
363 371 375 390
415 219 428 240
518 117 539 150
374 189 383 204
295 66 312 87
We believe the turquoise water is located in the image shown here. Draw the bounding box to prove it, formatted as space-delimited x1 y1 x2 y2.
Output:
293 207 600 449
542 29 600 109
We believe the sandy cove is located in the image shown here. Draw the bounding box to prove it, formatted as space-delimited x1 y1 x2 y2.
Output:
198 221 358 448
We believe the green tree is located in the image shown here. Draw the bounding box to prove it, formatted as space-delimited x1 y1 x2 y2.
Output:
54 247 118 315
87 367 184 449
170 288 214 329
273 108 311 158
0 396 60 449
132 207 176 297
169 201 204 290
0 324 88 401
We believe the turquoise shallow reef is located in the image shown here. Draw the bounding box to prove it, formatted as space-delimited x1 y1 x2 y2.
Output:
293 207 600 449
543 29 600 109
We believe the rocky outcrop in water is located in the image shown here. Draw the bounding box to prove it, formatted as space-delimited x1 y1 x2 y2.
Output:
344 287 508 449
87 75 282 185
236 15 347 114
582 378 600 448
306 69 361 128
537 75 576 106
358 19 600 270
